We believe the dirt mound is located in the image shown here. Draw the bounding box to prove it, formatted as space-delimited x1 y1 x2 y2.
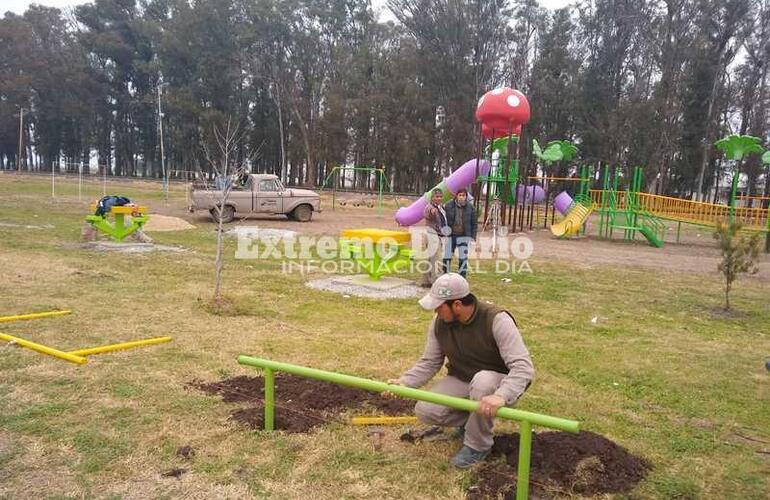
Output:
468 431 650 499
190 374 414 432
143 214 195 231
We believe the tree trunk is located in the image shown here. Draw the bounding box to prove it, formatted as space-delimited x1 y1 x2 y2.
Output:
292 102 314 186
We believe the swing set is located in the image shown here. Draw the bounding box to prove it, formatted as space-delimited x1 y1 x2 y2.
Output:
320 166 400 214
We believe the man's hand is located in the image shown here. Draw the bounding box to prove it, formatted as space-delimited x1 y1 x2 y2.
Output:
476 395 505 418
383 378 402 398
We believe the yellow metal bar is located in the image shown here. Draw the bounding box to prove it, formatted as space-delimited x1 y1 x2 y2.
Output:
0 310 72 324
68 337 172 356
350 416 419 426
0 332 87 365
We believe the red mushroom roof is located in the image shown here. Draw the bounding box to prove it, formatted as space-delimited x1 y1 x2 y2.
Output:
482 122 522 139
475 87 530 130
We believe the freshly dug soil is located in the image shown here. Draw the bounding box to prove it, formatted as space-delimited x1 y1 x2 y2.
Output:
468 431 651 499
190 374 414 432
143 214 195 231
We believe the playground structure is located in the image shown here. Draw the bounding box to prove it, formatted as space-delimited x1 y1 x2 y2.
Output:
472 87 589 237
339 228 413 280
86 202 149 242
237 355 580 500
468 92 770 250
546 164 770 247
321 166 398 214
0 309 172 364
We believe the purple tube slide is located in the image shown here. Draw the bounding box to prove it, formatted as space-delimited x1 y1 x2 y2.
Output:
553 191 573 215
395 158 491 226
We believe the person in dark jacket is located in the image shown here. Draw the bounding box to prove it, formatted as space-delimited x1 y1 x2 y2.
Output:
443 189 477 278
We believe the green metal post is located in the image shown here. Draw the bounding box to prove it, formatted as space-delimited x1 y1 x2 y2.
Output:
600 165 609 238
264 367 275 431
729 171 739 225
377 169 383 215
516 420 533 500
611 168 620 239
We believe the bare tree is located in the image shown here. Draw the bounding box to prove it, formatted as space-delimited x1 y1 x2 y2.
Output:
200 118 243 303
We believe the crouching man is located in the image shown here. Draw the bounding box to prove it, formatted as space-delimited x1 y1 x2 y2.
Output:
389 273 534 468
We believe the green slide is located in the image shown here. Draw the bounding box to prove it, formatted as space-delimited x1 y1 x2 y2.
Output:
638 225 663 248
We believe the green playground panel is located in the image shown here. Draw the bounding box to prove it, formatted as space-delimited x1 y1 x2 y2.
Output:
86 211 149 242
339 239 413 280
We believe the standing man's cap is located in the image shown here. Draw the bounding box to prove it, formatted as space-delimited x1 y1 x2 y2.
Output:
418 273 471 310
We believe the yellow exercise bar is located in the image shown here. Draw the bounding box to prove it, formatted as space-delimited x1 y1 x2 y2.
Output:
68 337 172 356
0 332 87 365
350 416 419 426
0 310 72 324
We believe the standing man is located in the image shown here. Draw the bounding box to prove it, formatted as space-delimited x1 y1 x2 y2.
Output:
421 188 449 287
389 273 534 468
443 189 477 278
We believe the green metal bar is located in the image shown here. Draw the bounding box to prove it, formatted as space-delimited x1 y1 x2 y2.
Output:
264 367 275 431
237 356 580 433
729 171 739 225
516 420 533 500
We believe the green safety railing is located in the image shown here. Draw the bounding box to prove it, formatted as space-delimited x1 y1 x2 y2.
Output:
237 355 580 500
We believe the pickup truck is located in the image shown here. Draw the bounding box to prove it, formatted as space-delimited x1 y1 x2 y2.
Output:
189 173 321 223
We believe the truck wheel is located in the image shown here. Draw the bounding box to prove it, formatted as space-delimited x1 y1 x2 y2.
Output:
211 205 235 223
292 204 313 222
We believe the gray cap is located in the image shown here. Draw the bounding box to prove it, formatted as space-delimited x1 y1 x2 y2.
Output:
418 273 471 310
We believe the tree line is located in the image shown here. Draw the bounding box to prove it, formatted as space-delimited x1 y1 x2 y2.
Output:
0 0 768 199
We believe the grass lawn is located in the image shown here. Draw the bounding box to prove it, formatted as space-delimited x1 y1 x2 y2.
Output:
0 174 768 499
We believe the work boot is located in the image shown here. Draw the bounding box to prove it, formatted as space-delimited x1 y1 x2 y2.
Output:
450 445 490 469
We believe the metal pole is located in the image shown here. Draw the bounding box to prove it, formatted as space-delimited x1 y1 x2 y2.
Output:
237 356 580 433
0 332 87 365
516 420 533 500
158 84 168 202
0 310 72 323
78 162 82 201
51 161 55 198
69 337 172 356
17 107 24 172
264 367 275 431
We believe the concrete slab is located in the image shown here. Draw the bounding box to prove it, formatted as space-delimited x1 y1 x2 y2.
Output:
331 274 412 290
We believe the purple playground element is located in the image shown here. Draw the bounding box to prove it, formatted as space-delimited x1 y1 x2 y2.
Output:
516 184 546 203
395 197 429 226
445 159 491 194
395 158 491 226
553 191 574 215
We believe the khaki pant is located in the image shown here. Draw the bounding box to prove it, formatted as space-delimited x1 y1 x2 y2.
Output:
420 232 446 286
414 370 506 451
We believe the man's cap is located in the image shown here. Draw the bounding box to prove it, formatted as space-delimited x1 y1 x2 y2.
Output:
418 273 471 310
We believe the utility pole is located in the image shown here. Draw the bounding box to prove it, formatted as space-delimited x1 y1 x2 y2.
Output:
17 107 25 172
157 83 168 201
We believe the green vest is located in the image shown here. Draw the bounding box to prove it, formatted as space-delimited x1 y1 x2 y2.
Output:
434 299 515 383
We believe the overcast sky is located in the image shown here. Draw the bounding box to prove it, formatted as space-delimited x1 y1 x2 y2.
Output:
4 0 574 16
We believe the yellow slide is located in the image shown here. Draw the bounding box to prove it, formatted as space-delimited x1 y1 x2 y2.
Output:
550 202 593 237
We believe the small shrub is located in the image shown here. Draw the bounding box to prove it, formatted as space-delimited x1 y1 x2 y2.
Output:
713 221 761 310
